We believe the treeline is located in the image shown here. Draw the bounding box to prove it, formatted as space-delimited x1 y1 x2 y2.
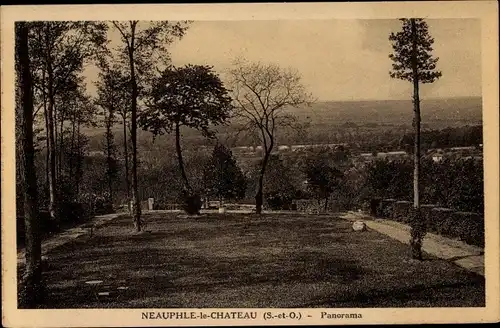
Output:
399 125 482 152
361 157 483 213
252 150 484 215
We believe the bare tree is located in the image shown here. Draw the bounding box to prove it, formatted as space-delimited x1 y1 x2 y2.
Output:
228 59 314 214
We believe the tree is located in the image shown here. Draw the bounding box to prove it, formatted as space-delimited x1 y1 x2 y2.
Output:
95 63 124 204
111 20 189 230
259 155 299 210
304 158 343 212
203 143 247 205
16 22 43 307
28 21 108 223
228 59 313 214
389 18 442 260
139 64 233 213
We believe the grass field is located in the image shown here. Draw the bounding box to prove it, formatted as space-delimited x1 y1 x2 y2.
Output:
34 212 485 308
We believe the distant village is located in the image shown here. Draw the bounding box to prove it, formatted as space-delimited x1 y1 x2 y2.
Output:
88 142 483 165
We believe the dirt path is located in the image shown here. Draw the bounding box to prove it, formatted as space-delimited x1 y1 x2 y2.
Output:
340 211 484 276
17 213 122 266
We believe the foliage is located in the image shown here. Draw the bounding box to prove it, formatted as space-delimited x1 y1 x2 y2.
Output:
110 20 190 229
139 64 233 197
203 143 247 203
140 64 233 137
363 158 483 214
95 63 125 202
389 18 442 84
179 191 203 215
260 155 299 210
400 125 482 153
389 18 443 259
303 157 343 208
111 21 190 86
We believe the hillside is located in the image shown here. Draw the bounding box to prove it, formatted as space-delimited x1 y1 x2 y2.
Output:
289 96 482 125
84 96 482 151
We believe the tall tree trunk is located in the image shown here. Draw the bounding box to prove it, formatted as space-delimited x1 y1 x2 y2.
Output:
255 149 271 214
16 21 43 307
40 63 49 196
409 19 424 260
69 116 75 182
128 26 142 232
175 122 191 191
122 116 131 212
106 113 114 204
75 122 81 196
43 100 49 192
58 109 64 182
45 26 58 224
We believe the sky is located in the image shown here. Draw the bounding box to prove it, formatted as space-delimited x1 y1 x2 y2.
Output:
87 19 481 102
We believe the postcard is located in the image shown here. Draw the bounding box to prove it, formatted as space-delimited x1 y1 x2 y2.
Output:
1 1 499 326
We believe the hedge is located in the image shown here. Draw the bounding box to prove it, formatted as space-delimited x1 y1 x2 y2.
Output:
371 198 484 248
292 199 341 213
428 207 454 235
391 201 412 223
451 211 484 247
17 197 114 248
377 199 396 218
369 198 381 216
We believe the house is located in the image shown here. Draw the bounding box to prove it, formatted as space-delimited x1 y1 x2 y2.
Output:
432 154 444 163
278 145 290 151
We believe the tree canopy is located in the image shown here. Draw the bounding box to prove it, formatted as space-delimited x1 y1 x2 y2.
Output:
389 18 442 84
203 143 247 203
139 64 233 137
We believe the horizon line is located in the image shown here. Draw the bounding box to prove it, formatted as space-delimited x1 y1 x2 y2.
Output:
315 95 482 103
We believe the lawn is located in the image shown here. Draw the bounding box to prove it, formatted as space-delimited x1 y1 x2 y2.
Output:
30 212 485 308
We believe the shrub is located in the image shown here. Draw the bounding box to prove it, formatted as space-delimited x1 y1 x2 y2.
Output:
363 158 483 215
451 211 484 247
428 207 454 235
370 198 381 216
378 199 396 217
392 201 412 223
58 201 86 223
421 204 437 228
265 191 294 210
79 192 114 217
180 191 202 215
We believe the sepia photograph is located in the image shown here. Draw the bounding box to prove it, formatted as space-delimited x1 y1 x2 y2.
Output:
1 1 499 326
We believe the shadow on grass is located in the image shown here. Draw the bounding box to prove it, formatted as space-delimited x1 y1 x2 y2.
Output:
26 212 485 309
299 275 485 308
41 229 368 308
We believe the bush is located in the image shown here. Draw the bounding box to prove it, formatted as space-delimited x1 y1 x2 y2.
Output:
428 207 454 235
378 199 396 217
79 192 114 217
370 198 381 216
421 204 437 228
392 201 412 223
17 210 59 247
180 191 202 215
265 191 294 210
451 211 484 247
58 201 87 223
363 158 483 214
